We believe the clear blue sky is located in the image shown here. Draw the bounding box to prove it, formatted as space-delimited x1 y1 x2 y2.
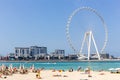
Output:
0 0 120 57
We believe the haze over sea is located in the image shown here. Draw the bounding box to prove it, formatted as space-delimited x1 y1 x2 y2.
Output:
0 61 120 71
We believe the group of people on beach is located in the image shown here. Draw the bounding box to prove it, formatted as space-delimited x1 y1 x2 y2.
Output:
0 64 17 79
0 64 35 79
0 64 96 79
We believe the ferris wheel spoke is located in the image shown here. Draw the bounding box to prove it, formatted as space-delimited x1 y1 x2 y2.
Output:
66 7 108 60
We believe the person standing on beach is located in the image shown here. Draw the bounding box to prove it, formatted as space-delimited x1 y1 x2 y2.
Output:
88 67 92 77
36 70 41 79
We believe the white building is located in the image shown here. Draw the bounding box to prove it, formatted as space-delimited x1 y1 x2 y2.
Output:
15 46 47 59
50 49 65 59
15 47 29 57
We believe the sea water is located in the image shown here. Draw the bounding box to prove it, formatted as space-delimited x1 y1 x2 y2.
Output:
0 61 120 71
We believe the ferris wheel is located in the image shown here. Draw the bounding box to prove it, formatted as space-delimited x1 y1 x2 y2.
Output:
66 7 108 60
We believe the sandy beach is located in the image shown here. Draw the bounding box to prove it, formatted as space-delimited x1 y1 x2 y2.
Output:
0 70 120 80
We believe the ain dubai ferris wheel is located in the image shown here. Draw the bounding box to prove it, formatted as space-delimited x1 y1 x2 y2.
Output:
66 7 108 60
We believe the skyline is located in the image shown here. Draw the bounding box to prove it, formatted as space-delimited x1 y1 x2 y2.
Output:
0 0 120 57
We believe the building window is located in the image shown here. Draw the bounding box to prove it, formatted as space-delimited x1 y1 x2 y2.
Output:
15 50 18 53
22 49 24 54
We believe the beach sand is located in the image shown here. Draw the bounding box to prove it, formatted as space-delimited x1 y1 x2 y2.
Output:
0 70 120 80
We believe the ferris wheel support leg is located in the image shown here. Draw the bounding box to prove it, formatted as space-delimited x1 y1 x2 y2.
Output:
79 33 87 55
91 32 101 60
87 31 92 60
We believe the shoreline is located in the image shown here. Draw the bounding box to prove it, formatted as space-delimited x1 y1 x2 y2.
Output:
0 59 120 62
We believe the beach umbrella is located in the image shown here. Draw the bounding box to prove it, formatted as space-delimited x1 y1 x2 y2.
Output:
108 68 115 71
22 64 25 69
32 64 34 70
19 64 22 69
2 64 5 67
11 64 13 68
9 64 13 72
1 64 5 70
9 64 13 69
109 68 117 73
115 68 120 70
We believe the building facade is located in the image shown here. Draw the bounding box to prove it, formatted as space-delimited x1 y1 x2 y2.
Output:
15 47 30 58
100 53 110 59
30 46 47 57
50 49 65 59
15 46 47 59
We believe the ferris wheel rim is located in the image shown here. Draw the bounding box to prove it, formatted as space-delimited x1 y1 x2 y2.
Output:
66 7 108 53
